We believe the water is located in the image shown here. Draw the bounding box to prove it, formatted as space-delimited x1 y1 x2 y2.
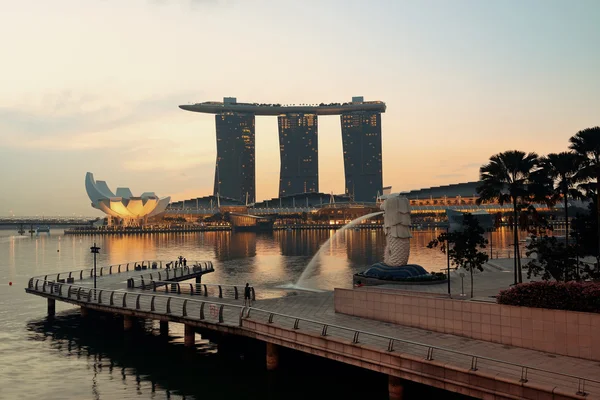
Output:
0 227 528 399
295 211 384 288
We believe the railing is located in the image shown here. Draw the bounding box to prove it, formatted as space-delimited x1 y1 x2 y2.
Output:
128 262 214 287
28 260 214 288
244 308 600 398
136 279 255 301
28 278 246 327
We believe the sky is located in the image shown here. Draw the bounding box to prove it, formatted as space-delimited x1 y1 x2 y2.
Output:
0 0 599 216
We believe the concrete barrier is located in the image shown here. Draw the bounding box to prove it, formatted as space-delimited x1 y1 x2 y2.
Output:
334 288 600 361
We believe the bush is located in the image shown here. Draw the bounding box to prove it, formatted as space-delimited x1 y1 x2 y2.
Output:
497 281 600 313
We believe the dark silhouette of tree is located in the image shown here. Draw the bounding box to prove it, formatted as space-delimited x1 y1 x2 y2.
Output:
476 150 538 284
534 152 583 247
525 235 580 282
428 213 489 298
569 127 600 258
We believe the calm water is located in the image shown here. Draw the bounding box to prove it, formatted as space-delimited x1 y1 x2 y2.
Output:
0 227 526 399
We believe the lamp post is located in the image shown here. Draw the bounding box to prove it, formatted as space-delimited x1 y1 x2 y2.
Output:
446 224 451 298
90 243 100 299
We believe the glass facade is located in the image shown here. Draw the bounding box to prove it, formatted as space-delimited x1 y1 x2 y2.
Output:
277 113 319 197
213 112 255 203
340 112 383 202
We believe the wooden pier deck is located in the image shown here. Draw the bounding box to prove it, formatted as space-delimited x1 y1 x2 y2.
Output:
25 262 600 400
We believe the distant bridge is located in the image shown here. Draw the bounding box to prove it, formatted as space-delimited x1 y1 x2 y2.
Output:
0 217 98 226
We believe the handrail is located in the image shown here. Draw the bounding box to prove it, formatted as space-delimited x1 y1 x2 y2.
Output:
28 260 215 290
128 262 214 287
139 279 255 301
243 307 600 395
29 278 246 327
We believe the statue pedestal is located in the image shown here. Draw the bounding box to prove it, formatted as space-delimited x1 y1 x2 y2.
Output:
354 263 447 287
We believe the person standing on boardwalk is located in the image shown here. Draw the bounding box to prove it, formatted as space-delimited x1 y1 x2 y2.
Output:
183 258 187 267
244 283 252 307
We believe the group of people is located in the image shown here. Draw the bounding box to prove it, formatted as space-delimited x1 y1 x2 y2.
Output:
165 256 187 269
174 256 187 268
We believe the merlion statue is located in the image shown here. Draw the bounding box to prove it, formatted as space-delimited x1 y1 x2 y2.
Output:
381 195 412 266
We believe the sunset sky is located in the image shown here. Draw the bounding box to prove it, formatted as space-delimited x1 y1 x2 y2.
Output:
1 0 598 216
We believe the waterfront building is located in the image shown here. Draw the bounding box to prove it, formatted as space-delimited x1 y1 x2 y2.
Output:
179 97 386 204
85 172 170 225
214 111 255 203
340 97 383 203
278 113 318 196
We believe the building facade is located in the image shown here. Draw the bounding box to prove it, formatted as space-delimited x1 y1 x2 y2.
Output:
213 112 255 203
277 113 319 196
180 97 386 204
340 111 383 202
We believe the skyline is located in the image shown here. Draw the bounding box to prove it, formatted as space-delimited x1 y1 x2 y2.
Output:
1 0 599 216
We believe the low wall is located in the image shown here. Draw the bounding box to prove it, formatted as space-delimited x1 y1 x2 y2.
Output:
334 288 600 362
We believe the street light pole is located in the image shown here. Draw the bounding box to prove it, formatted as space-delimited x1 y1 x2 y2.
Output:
446 224 451 298
90 243 100 299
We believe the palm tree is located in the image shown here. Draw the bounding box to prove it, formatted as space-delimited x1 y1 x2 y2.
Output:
569 127 600 258
536 152 582 248
477 150 539 284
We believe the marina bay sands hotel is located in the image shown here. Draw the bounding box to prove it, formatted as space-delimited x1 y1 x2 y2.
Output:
179 96 386 203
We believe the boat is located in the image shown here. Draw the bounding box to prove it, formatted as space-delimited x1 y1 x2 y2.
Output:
36 226 50 234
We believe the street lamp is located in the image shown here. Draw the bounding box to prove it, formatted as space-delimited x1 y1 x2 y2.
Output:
90 243 100 299
446 224 451 298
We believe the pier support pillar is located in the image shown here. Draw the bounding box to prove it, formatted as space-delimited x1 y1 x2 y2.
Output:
266 342 279 371
123 315 134 331
160 321 169 336
80 306 88 317
388 376 404 400
184 324 195 347
195 276 202 284
47 298 56 316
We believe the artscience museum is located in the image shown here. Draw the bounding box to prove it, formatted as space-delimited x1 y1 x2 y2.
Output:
85 172 170 225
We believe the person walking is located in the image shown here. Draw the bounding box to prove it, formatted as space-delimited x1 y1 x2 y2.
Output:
244 283 252 307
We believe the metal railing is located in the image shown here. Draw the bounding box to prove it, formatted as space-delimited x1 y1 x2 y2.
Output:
244 308 600 398
28 260 214 288
136 279 255 301
28 278 246 326
129 262 214 285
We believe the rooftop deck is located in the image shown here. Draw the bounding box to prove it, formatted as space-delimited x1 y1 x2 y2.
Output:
179 101 386 116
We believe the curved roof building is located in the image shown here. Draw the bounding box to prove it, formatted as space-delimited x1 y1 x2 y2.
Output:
85 172 170 220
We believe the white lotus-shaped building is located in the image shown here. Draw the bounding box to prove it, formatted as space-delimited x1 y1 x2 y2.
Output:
85 172 170 222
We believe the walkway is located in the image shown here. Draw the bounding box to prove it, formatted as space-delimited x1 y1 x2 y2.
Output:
26 263 600 399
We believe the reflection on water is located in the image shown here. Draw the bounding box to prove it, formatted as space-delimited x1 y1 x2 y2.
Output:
1 227 528 400
23 310 394 400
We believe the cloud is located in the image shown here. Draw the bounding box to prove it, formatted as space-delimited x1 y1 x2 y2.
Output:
148 0 233 8
0 91 197 151
433 173 464 180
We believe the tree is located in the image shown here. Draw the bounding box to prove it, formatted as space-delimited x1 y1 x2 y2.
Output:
569 127 600 258
571 200 600 277
535 152 582 247
477 150 538 284
525 235 580 282
428 213 489 298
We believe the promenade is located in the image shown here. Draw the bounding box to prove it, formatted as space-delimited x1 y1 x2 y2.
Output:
25 262 600 400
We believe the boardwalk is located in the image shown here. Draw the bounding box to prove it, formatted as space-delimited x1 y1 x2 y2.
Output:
26 262 600 400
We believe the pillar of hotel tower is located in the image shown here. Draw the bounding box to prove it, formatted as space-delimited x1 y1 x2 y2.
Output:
213 112 256 203
340 111 383 202
277 113 319 197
